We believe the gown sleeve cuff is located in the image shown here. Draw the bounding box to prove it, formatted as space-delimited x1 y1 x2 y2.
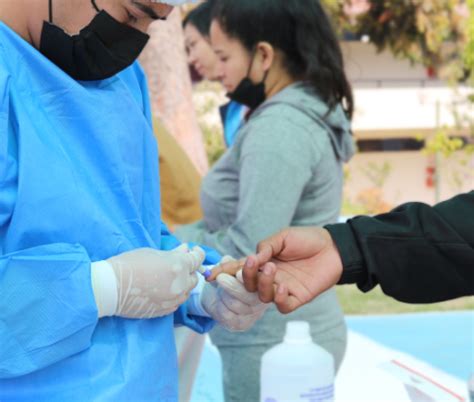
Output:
174 303 215 334
90 260 118 318
187 274 212 318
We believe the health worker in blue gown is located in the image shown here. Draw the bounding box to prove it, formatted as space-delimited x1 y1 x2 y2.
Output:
0 0 268 400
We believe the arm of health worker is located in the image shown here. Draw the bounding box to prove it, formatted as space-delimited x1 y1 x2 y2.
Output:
0 244 98 378
131 63 221 333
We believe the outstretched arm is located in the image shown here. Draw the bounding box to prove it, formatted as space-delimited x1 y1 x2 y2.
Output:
213 192 474 313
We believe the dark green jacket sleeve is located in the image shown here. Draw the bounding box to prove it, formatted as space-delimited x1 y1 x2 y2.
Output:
325 191 474 303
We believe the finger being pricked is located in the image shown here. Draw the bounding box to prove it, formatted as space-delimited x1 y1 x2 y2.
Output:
206 258 245 282
257 262 278 303
242 255 260 293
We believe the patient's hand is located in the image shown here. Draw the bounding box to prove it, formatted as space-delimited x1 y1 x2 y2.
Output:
207 257 245 282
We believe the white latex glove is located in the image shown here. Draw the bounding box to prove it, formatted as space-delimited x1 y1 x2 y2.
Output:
201 270 268 332
92 244 205 319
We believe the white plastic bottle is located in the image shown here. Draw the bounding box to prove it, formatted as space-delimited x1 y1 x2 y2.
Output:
260 321 335 402
468 373 474 402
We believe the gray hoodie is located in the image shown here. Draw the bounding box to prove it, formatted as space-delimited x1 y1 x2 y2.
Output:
176 81 355 258
176 82 353 370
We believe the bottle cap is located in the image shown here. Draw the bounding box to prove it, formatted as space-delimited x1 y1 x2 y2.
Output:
284 321 312 344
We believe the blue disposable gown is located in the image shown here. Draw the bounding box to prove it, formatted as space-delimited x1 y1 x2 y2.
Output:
0 22 219 401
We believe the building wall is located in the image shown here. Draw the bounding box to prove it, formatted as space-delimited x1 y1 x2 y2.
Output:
339 41 473 208
344 151 474 208
341 41 429 84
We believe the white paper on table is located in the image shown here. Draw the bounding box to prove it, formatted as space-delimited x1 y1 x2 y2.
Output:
335 331 468 402
380 359 465 402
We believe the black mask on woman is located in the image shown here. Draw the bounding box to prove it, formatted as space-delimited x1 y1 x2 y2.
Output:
39 0 150 81
228 51 269 110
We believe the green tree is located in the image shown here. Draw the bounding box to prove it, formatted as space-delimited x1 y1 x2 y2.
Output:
465 0 474 80
323 0 470 81
323 1 473 203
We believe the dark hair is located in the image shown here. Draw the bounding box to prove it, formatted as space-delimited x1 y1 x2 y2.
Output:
182 0 215 37
212 0 354 119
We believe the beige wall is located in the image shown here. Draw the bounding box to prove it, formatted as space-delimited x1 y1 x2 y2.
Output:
344 151 474 208
340 42 473 139
341 41 430 84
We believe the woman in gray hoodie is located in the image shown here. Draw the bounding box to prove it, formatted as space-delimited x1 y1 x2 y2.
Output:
176 1 355 400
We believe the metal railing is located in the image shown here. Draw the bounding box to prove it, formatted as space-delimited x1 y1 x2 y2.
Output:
351 78 445 88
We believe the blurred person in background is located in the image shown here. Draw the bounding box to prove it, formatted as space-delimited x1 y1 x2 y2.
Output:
183 0 246 147
153 118 203 230
176 0 356 400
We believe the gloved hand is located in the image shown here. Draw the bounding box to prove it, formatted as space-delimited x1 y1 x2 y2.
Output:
92 244 205 319
201 270 268 331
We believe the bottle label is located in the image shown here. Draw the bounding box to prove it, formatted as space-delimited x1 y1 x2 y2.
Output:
263 384 334 402
300 384 334 401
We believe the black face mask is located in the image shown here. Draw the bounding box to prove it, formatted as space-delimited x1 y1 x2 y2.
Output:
39 0 150 81
227 52 269 110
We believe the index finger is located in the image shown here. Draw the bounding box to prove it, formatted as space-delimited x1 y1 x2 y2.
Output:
242 255 260 292
257 262 277 303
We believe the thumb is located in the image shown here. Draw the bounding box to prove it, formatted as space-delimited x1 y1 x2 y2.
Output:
185 246 206 272
217 273 260 306
255 244 274 266
173 243 190 253
256 229 292 264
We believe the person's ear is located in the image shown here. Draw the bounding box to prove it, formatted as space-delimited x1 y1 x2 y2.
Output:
256 42 275 73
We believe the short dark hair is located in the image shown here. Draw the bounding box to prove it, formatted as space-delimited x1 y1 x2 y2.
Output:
212 0 354 119
182 1 215 37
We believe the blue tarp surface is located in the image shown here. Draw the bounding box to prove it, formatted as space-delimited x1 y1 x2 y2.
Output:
346 310 474 381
